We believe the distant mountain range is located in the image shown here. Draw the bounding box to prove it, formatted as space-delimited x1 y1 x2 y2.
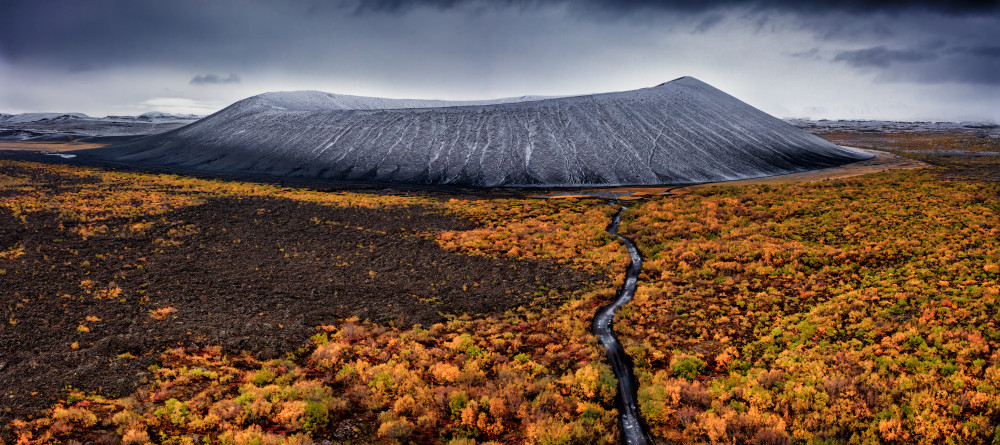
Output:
0 111 201 141
786 118 999 133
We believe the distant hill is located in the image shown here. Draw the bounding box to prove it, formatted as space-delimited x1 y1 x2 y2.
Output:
93 77 872 187
0 112 91 124
786 118 1000 134
0 112 201 141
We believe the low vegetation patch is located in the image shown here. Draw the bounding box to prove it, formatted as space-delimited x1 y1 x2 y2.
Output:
5 131 998 443
618 168 1000 443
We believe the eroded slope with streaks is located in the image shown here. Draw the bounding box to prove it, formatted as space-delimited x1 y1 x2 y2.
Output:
95 77 871 186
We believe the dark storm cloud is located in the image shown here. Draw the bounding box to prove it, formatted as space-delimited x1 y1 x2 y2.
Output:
832 44 1000 85
0 0 995 72
352 0 1000 14
786 48 821 60
1 0 998 120
0 0 306 68
920 44 1000 85
960 45 1000 57
833 46 938 68
190 73 242 85
692 14 725 33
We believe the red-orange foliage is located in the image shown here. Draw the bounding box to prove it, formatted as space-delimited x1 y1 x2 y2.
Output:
617 170 1000 443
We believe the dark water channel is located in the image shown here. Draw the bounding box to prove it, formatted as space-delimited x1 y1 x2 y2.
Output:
593 205 652 445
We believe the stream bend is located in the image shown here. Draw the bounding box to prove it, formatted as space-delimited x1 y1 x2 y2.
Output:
594 205 651 445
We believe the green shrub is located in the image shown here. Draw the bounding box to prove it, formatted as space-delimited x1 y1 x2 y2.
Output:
302 401 329 433
906 335 927 349
154 398 190 427
671 356 706 381
369 371 396 396
449 391 470 418
250 367 275 385
336 364 358 382
940 363 958 377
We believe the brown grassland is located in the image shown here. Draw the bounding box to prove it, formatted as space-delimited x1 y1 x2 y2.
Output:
0 142 108 153
2 129 999 444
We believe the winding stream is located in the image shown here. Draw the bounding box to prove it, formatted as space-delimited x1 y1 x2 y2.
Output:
594 205 652 445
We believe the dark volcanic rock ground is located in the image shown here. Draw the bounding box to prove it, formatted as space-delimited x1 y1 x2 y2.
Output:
0 169 597 432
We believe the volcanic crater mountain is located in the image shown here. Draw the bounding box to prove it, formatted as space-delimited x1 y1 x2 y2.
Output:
94 77 872 187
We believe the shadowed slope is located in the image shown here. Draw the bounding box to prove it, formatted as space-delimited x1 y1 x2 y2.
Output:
93 77 872 187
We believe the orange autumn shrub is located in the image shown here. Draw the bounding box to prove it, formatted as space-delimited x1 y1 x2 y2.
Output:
617 169 1000 443
12 294 621 444
437 198 625 279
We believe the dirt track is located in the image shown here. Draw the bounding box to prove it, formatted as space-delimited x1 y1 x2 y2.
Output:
0 141 108 152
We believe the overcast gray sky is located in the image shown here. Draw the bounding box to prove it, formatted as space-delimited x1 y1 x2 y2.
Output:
1 0 997 121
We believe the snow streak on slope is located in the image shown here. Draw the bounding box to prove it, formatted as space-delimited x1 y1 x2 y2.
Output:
96 77 872 187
